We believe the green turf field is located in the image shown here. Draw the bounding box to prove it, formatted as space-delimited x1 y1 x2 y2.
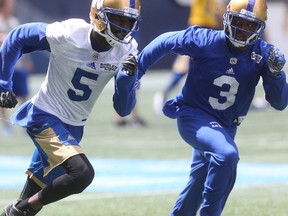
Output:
0 71 288 215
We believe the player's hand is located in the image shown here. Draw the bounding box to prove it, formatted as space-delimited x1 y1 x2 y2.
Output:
122 54 138 76
268 46 286 74
0 91 18 108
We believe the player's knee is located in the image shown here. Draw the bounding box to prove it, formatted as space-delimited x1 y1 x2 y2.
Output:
65 155 95 194
208 148 239 168
220 149 239 167
72 164 95 193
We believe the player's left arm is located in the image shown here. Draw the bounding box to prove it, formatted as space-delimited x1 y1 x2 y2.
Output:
262 45 288 110
137 29 191 80
113 54 138 117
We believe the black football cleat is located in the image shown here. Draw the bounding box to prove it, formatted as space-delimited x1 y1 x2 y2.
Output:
2 201 38 216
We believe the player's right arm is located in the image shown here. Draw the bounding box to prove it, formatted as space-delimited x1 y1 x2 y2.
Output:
0 23 50 93
136 30 187 80
113 54 138 117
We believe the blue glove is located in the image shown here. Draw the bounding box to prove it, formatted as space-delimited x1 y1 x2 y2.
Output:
268 46 286 74
0 91 18 108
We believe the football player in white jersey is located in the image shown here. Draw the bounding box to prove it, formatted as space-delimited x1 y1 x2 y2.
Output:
0 0 141 215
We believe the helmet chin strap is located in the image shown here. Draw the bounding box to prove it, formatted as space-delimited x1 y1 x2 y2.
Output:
104 35 120 47
92 25 120 47
98 25 133 47
229 32 259 48
100 29 132 47
230 39 247 48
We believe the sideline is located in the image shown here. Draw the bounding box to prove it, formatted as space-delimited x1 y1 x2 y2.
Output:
1 156 288 193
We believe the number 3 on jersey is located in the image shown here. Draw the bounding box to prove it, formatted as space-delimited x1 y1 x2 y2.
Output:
208 75 239 110
67 68 99 101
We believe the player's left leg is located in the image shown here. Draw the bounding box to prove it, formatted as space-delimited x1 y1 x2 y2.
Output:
1 103 95 215
1 153 94 216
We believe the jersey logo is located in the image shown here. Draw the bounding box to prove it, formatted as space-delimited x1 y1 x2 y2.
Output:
92 53 100 60
86 62 96 69
210 121 222 128
67 135 75 141
251 52 263 63
226 68 235 75
100 63 118 71
232 116 245 125
229 58 238 65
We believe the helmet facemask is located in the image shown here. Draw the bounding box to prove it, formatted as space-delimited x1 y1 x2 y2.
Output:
224 8 266 47
97 8 140 45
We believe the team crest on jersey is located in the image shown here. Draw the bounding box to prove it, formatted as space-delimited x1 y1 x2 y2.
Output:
100 63 118 71
92 53 100 60
209 121 222 128
251 52 263 63
229 58 237 65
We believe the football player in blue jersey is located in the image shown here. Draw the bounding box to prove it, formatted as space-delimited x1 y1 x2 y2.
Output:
0 0 141 215
137 0 287 215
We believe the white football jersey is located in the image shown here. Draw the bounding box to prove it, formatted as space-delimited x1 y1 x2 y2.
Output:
32 19 138 126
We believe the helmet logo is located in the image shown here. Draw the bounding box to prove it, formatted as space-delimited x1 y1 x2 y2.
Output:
123 7 139 16
240 9 256 18
251 52 263 63
91 0 97 7
93 0 104 10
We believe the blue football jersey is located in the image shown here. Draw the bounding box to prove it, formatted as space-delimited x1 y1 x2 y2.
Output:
138 26 288 127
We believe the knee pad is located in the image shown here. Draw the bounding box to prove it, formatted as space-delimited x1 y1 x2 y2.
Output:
65 154 95 193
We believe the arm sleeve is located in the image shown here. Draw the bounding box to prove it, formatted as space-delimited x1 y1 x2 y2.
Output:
137 29 189 80
262 71 288 110
0 22 50 91
113 69 137 117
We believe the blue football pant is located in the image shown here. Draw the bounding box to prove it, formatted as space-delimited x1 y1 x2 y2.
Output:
170 114 239 216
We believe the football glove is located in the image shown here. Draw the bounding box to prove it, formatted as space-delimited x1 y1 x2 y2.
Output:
0 91 18 108
122 54 138 76
268 46 286 74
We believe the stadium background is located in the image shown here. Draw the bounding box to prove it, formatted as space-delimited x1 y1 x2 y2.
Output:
13 0 288 74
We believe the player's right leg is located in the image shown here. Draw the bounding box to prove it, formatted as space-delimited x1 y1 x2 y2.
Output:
170 149 208 216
